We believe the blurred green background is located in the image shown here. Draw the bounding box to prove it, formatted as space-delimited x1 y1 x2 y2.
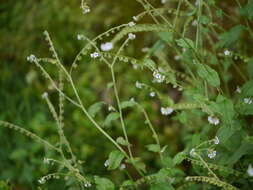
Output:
1 0 252 189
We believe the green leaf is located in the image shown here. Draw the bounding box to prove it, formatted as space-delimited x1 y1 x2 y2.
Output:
217 25 245 48
107 150 125 170
144 58 156 70
240 0 253 20
104 112 120 127
120 100 135 109
146 144 161 152
176 38 194 49
158 31 173 43
127 157 146 173
94 176 115 190
116 137 130 146
173 152 186 166
196 63 220 87
88 101 105 117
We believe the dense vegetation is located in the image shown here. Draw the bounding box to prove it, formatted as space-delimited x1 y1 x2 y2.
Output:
1 0 253 189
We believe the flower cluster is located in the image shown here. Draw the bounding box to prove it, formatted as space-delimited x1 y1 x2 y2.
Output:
208 116 220 125
160 107 174 115
42 92 48 99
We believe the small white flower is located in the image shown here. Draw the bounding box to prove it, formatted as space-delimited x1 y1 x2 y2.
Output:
100 42 113 51
38 178 46 184
153 71 165 83
128 33 136 40
27 54 37 62
244 98 252 104
135 81 142 89
104 160 109 167
208 150 217 159
224 50 231 56
130 97 135 102
247 164 253 176
43 158 50 164
133 16 138 21
108 105 115 111
128 21 136 27
161 0 168 4
174 55 181 60
190 148 196 157
77 34 84 40
208 116 220 125
90 52 100 58
149 92 156 97
120 163 126 170
42 92 48 99
141 47 149 52
84 183 92 187
192 20 198 26
214 136 219 145
161 107 174 115
82 7 90 14
236 86 241 93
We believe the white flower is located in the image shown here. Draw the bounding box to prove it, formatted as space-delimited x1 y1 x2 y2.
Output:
247 164 253 176
108 105 115 111
27 54 37 62
43 158 50 164
149 92 156 97
214 136 219 145
130 97 135 102
133 16 138 21
84 183 92 187
244 98 252 104
161 0 168 4
208 150 217 159
153 71 165 83
128 21 136 27
236 86 241 93
192 20 198 26
38 178 46 184
174 55 181 60
135 81 142 89
128 33 136 40
224 50 231 56
100 42 113 51
77 34 84 40
190 148 196 157
161 107 174 115
104 160 109 167
120 164 126 170
82 7 90 14
90 52 100 58
42 92 48 99
208 116 220 125
141 47 149 52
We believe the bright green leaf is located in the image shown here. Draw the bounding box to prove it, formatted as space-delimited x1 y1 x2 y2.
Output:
108 150 125 170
